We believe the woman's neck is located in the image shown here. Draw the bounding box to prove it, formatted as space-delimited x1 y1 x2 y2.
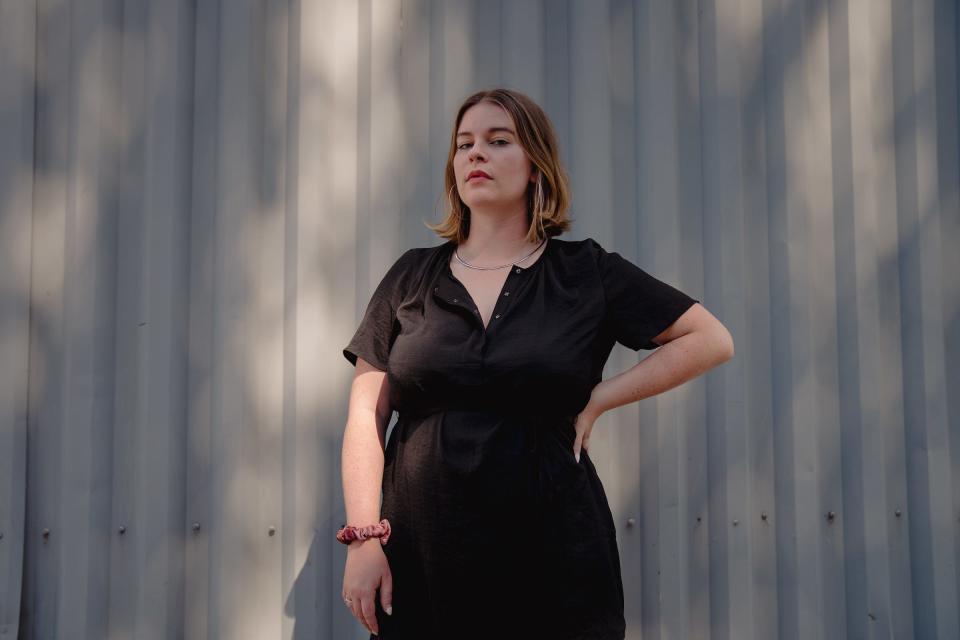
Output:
459 209 539 263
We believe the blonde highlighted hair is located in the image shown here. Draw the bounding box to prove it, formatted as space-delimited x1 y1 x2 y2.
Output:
425 88 573 244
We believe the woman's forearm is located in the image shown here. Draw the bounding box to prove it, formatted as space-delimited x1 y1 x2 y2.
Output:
586 328 733 419
341 410 387 528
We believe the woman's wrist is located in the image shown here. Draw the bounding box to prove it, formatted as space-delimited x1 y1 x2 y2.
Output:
346 537 380 551
583 384 608 422
337 518 392 546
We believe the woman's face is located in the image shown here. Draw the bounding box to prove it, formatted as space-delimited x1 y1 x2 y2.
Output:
453 101 536 214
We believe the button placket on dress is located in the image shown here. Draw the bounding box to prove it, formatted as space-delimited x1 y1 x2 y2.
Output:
437 261 526 342
484 267 521 328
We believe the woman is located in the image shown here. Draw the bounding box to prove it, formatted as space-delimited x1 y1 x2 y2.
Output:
339 88 734 639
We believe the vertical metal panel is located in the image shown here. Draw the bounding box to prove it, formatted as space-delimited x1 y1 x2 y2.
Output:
936 0 960 635
184 2 219 637
1 0 958 638
0 0 35 637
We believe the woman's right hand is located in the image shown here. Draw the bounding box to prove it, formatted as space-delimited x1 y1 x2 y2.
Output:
343 539 393 636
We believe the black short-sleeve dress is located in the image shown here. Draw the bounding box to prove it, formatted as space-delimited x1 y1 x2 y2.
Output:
343 236 699 640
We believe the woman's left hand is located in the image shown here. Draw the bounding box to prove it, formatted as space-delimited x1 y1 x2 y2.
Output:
572 407 600 462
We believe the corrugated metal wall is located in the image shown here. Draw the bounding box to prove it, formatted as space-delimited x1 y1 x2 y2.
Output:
1 0 957 638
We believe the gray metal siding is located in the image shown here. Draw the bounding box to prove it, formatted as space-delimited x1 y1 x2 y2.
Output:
0 0 957 638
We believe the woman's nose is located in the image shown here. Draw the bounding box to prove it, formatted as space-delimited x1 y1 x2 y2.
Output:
468 143 486 161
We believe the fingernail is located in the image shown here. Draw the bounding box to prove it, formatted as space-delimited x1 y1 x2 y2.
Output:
386 605 393 615
575 453 580 462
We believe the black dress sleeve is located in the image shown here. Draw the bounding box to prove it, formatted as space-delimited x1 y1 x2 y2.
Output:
588 238 700 351
342 248 418 370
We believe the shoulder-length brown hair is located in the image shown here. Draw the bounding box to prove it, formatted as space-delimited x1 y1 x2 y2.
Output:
425 88 572 244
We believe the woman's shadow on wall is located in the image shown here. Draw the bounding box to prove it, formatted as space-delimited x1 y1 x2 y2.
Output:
286 526 341 639
285 422 400 638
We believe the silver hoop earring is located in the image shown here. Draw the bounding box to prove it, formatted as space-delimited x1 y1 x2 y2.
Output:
535 176 545 215
532 175 547 236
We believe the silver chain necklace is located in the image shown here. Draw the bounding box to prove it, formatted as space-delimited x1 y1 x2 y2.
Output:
454 238 548 271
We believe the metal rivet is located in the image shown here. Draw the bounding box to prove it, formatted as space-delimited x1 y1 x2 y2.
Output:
732 519 739 526
192 522 201 532
826 511 835 522
118 525 127 535
268 526 276 536
494 314 500 319
515 268 521 273
42 528 50 539
453 298 458 303
626 518 636 527
503 291 510 296
761 512 768 521
895 509 902 518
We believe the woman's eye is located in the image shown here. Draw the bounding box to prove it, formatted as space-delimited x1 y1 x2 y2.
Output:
457 139 509 150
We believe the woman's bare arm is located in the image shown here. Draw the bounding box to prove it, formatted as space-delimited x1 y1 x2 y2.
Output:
584 303 734 419
341 357 393 545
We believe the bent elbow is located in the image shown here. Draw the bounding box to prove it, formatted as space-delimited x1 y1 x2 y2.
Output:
722 333 735 362
714 327 735 363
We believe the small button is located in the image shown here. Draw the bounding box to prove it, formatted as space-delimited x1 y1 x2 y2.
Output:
494 314 501 319
503 291 510 296
515 268 522 274
453 298 458 302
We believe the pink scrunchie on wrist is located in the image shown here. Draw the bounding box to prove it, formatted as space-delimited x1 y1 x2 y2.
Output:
336 518 391 545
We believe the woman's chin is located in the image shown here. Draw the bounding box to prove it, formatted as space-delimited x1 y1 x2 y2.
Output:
462 195 525 211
